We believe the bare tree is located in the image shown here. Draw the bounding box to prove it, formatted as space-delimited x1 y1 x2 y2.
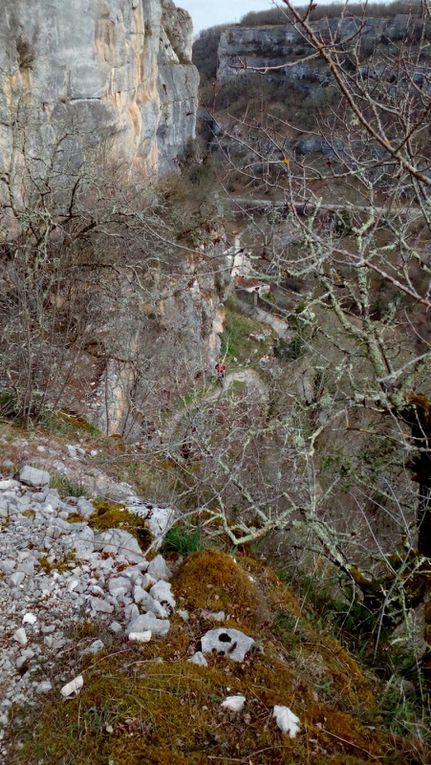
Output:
179 0 431 691
0 103 227 432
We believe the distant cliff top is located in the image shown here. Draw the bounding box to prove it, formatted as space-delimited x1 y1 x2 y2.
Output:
217 13 431 82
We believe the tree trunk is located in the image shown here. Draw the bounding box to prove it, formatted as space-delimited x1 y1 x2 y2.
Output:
418 484 431 558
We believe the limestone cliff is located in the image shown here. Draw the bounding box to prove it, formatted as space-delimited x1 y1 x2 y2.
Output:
0 0 199 179
217 14 431 85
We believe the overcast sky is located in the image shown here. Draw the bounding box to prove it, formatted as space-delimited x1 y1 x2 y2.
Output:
180 0 274 35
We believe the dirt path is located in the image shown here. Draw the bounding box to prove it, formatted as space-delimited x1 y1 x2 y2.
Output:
163 368 268 442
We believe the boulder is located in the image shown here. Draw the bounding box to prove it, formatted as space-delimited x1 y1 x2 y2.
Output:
20 466 50 488
128 612 170 638
96 529 145 564
200 628 255 662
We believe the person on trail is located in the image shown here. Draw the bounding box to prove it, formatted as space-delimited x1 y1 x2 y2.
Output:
215 361 226 386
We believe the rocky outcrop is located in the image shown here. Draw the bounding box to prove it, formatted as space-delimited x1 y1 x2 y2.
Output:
217 14 431 84
0 0 199 180
85 229 230 437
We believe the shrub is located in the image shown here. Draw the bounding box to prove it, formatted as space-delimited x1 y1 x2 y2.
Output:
49 473 89 499
161 524 202 556
16 37 36 69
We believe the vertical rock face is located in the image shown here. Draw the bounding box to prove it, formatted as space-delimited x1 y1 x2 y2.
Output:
0 0 199 178
158 0 199 172
87 231 231 437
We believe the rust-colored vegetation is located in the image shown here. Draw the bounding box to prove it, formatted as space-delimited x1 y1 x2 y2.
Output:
6 552 428 765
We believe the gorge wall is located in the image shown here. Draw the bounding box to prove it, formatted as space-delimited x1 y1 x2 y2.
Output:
0 0 199 180
0 1 230 439
217 14 431 86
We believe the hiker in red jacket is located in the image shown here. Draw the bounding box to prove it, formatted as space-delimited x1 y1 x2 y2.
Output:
215 361 226 385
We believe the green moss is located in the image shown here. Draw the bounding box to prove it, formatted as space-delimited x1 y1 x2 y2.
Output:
7 642 404 765
70 622 100 640
43 412 100 438
173 551 271 628
6 553 426 765
38 551 76 574
220 299 274 365
88 499 152 550
21 509 35 519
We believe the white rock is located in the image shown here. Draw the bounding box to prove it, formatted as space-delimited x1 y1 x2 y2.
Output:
35 680 53 694
16 649 35 670
126 499 175 542
221 695 246 713
0 479 19 491
88 596 114 614
201 628 255 663
97 528 145 564
273 706 300 738
128 630 152 643
13 628 28 646
147 555 172 581
67 578 81 593
83 639 105 655
133 584 147 604
188 651 208 667
210 611 226 622
17 559 35 576
128 612 170 638
108 576 131 599
139 591 169 619
139 573 156 588
75 497 94 519
109 621 123 634
177 610 189 622
20 466 50 488
22 613 37 626
61 674 84 698
65 444 78 459
9 572 25 587
0 559 16 574
149 580 176 611
124 603 140 624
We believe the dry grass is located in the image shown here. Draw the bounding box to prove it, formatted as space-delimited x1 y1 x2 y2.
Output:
6 552 428 765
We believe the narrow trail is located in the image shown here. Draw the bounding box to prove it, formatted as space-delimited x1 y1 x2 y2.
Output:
164 368 268 443
231 196 419 220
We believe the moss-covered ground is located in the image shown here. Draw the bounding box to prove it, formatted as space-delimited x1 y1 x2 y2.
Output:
220 297 275 366
6 551 428 765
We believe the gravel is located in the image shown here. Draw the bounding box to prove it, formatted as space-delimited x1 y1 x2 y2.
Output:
0 468 176 757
